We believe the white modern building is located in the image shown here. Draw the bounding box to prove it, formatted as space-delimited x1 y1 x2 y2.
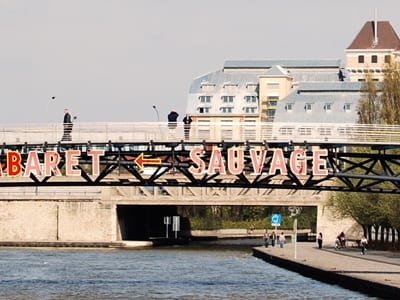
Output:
186 20 400 125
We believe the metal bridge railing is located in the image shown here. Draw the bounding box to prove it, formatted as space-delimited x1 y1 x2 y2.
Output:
1 122 400 145
0 186 101 199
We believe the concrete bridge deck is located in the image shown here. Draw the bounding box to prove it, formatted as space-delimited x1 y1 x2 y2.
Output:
253 242 400 299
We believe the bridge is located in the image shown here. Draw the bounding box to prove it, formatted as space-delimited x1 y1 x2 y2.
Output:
1 122 400 194
2 121 399 245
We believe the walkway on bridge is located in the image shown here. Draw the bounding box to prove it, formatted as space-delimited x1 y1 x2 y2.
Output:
253 242 400 299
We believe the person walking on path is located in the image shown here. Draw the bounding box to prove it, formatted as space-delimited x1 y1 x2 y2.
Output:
271 231 276 247
279 232 285 248
317 232 323 249
361 235 368 255
62 108 73 141
339 231 346 248
182 114 193 140
263 230 269 248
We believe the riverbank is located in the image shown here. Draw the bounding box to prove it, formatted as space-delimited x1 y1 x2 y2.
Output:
190 228 313 240
0 229 309 248
0 241 126 248
253 242 400 299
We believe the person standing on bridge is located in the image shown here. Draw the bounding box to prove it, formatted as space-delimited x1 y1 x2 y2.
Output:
62 108 73 141
182 114 193 140
168 109 179 139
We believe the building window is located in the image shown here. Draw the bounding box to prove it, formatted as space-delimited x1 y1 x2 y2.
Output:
221 96 234 103
285 103 294 111
305 103 312 111
244 120 256 139
220 107 233 113
344 103 351 112
221 120 233 139
318 127 332 136
298 127 312 136
244 95 257 103
358 55 364 63
243 107 256 113
223 83 238 93
246 83 258 92
197 120 210 139
198 107 210 114
279 127 294 136
324 103 332 112
338 127 352 136
371 55 378 63
199 95 212 103
267 100 277 107
200 83 216 92
385 55 391 64
267 95 279 101
267 109 275 115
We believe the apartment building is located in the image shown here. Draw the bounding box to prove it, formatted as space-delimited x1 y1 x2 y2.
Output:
186 20 399 125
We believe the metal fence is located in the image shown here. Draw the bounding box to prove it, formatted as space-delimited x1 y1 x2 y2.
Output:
1 122 400 145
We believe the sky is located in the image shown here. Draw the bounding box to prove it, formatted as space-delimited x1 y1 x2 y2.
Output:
1 0 400 124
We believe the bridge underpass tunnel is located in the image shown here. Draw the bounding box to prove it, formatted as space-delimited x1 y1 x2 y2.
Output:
117 205 188 241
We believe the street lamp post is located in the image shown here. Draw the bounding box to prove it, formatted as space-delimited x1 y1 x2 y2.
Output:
152 105 162 138
152 105 160 122
289 206 302 259
46 96 56 118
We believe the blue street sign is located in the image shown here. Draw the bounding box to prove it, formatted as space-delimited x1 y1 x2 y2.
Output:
271 213 281 226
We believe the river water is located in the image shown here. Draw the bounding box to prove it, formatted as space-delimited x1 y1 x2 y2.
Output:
0 244 375 299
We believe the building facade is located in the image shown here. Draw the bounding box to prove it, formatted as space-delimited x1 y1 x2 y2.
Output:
186 20 400 125
346 20 400 82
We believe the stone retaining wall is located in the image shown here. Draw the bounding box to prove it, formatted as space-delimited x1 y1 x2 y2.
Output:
0 200 116 242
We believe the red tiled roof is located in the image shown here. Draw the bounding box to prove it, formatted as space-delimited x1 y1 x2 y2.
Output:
347 21 400 50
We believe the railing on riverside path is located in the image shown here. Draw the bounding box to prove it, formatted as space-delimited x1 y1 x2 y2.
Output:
1 122 400 146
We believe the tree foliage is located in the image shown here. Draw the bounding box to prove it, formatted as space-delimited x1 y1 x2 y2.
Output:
330 61 400 249
358 71 379 124
179 205 316 231
380 62 400 125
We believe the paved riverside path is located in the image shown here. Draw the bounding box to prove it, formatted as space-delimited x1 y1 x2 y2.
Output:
253 242 400 299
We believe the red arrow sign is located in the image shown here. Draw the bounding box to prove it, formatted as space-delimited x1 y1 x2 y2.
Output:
134 152 162 169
